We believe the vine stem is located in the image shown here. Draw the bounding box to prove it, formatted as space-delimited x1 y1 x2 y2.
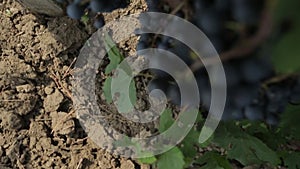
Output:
190 8 273 72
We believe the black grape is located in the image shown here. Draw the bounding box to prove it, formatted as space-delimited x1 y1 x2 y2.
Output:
222 104 244 121
90 0 114 13
266 86 290 113
167 83 181 106
289 80 300 104
94 17 105 29
66 3 85 19
244 105 264 121
231 108 244 120
232 0 263 24
265 114 279 126
195 8 223 35
147 78 169 94
232 85 259 108
289 91 300 105
90 0 105 12
215 0 230 13
223 63 241 87
240 58 273 84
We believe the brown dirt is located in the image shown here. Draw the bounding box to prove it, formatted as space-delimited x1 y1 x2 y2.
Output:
0 0 150 168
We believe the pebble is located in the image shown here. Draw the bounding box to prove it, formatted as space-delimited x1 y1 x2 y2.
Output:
44 86 54 95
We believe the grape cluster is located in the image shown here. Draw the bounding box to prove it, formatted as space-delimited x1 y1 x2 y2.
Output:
58 0 128 28
138 0 299 125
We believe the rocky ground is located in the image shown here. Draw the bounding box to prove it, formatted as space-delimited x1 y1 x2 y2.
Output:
0 0 152 168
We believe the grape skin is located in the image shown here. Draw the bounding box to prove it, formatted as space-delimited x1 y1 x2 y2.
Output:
66 3 84 19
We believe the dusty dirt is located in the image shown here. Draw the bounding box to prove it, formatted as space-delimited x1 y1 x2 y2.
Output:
0 0 151 168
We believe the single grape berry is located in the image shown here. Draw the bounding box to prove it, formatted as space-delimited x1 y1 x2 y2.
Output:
90 0 104 12
232 85 259 108
265 114 279 126
240 58 273 83
232 0 263 24
67 3 85 19
196 8 224 35
244 105 264 121
94 17 105 29
289 82 300 104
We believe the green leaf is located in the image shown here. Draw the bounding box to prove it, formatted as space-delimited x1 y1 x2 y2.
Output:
104 32 124 74
280 105 300 140
280 151 300 169
213 123 280 166
180 128 200 167
110 67 137 113
272 23 300 73
103 77 113 103
102 34 137 108
138 156 157 165
158 109 174 133
195 151 232 169
103 72 137 108
80 14 89 24
239 121 286 150
274 0 300 24
272 0 300 73
157 147 185 169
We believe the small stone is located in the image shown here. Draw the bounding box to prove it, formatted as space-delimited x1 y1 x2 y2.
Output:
44 86 54 95
5 112 24 130
120 160 135 169
16 84 34 93
62 55 68 61
44 89 64 112
141 164 151 169
50 111 75 135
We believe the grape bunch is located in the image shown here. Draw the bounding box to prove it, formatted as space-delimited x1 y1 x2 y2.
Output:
57 0 129 28
138 0 299 125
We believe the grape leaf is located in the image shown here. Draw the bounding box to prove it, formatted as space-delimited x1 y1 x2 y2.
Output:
272 23 300 73
272 0 300 73
195 151 231 169
213 123 280 166
138 156 157 165
281 151 300 169
239 121 286 150
157 147 185 169
110 68 137 113
104 32 124 74
102 34 137 108
103 70 137 108
103 77 113 103
274 0 300 24
181 128 200 167
280 105 300 140
159 109 174 133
